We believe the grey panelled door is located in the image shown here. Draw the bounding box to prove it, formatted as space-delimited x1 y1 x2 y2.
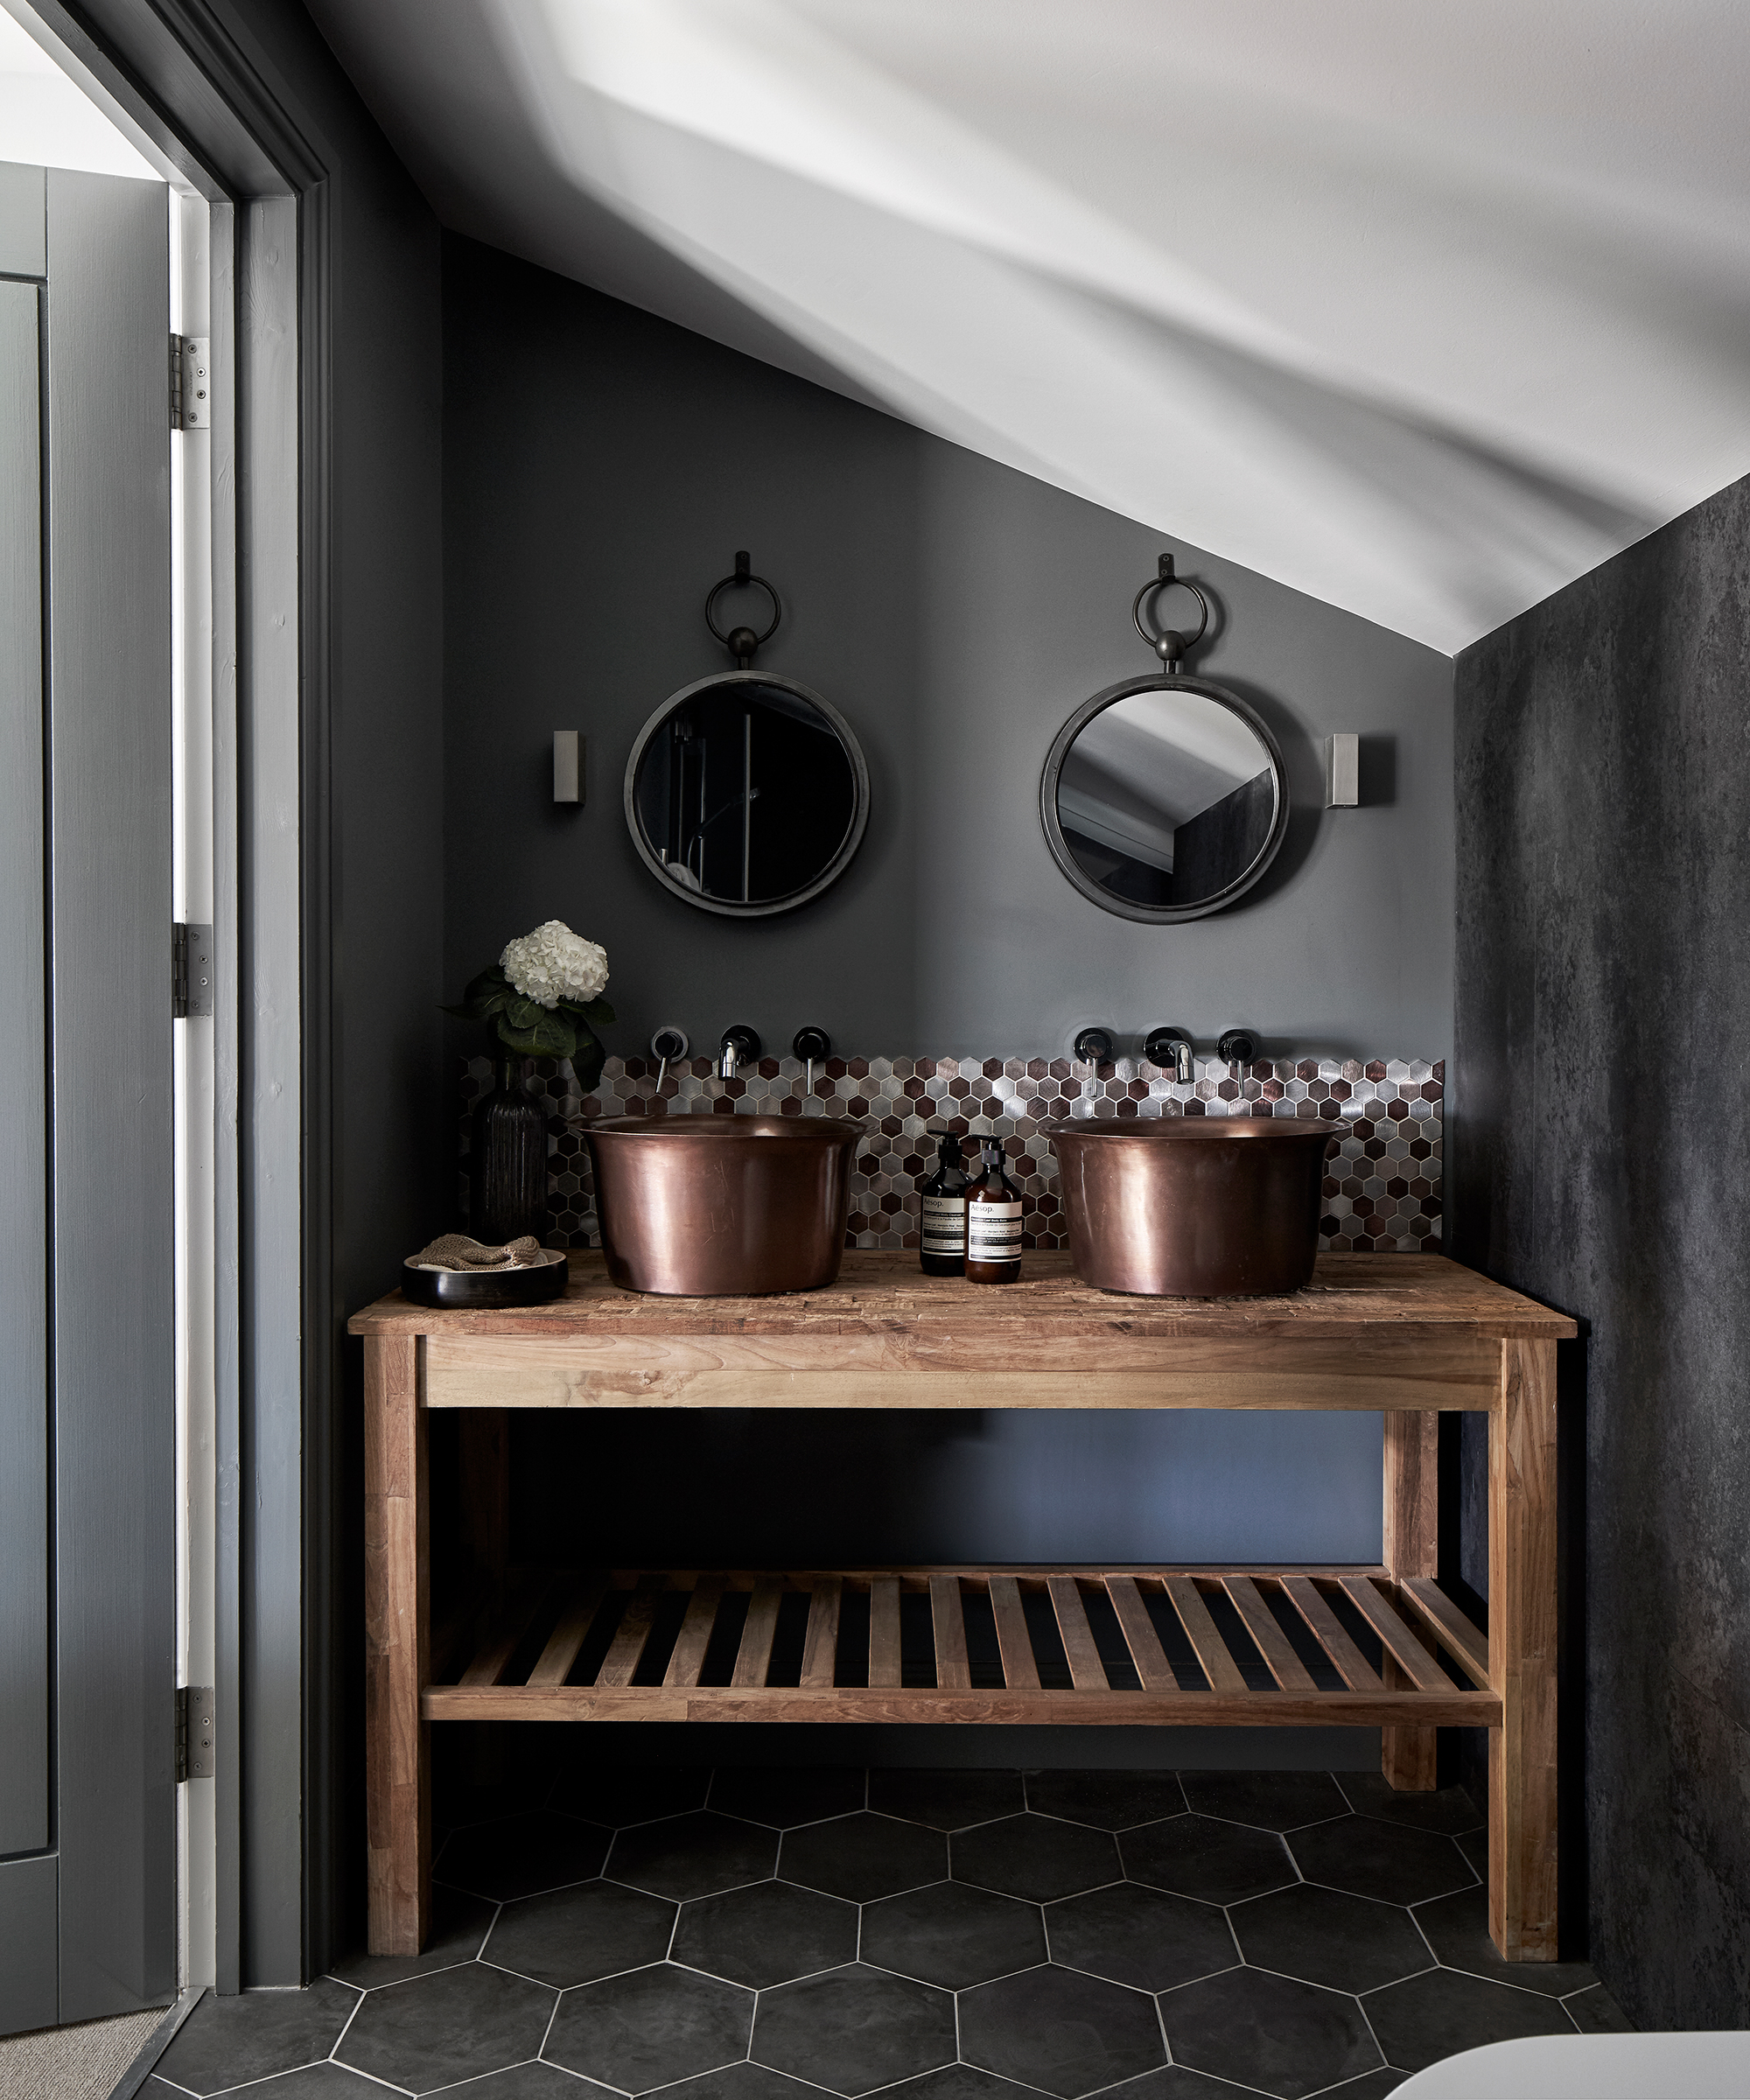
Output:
0 162 176 2033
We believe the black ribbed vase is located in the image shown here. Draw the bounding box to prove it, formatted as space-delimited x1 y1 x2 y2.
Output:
469 1054 549 1245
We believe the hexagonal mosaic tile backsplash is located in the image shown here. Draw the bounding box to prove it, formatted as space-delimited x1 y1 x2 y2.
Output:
460 1054 1442 1256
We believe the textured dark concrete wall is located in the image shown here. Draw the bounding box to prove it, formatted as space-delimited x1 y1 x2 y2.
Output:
1452 471 1750 2025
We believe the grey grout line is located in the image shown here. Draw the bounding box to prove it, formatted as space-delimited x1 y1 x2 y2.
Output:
530 1978 567 2076
1348 1977 1396 2085
319 2062 413 2096
194 2056 365 2098
326 1982 369 2066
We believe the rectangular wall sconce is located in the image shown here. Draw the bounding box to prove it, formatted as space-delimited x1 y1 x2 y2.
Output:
553 731 583 804
1326 733 1358 808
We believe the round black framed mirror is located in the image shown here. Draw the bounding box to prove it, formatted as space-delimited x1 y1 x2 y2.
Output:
1040 674 1288 922
624 669 871 918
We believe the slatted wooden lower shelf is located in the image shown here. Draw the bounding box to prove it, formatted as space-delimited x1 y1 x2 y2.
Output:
425 1565 1497 1728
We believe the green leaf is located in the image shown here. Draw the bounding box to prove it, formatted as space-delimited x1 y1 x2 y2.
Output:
579 997 615 1026
537 1012 578 1059
495 1010 576 1059
572 1039 606 1093
444 963 516 1022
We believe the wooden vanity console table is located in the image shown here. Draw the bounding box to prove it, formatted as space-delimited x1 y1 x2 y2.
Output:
350 1251 1572 1964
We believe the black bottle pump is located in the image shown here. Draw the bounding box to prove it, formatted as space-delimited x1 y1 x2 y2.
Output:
920 1125 970 1277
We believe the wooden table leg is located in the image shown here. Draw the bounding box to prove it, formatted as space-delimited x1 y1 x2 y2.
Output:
458 1409 509 1784
1488 1338 1558 1959
365 1334 430 1955
1382 1410 1438 1790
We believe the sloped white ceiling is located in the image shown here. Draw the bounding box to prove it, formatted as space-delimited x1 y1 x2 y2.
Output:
306 0 1750 651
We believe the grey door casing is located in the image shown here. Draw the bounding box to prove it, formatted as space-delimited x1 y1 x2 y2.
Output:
0 159 177 2034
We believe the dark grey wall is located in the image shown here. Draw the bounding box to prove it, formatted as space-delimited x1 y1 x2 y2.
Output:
1453 470 1750 2023
443 235 1453 1067
219 0 447 1982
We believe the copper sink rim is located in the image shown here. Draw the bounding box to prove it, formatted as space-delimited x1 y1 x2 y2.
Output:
1051 1118 1351 1143
587 1114 862 1142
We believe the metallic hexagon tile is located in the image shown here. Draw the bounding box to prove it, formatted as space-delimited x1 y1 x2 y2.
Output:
459 1054 1443 1257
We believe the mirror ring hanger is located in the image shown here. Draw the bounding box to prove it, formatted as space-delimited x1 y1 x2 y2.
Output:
1131 553 1208 672
705 549 783 668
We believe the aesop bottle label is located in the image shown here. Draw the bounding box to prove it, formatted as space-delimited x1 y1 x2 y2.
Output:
921 1195 966 1255
967 1200 1022 1259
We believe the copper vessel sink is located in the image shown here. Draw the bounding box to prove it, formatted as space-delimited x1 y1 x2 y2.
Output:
584 1115 862 1295
1051 1118 1348 1298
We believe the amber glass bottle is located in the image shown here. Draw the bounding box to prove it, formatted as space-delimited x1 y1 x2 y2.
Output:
920 1126 970 1276
965 1137 1023 1284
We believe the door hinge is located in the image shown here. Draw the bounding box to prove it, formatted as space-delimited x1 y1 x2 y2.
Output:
170 333 210 430
172 922 213 1019
176 1685 215 1782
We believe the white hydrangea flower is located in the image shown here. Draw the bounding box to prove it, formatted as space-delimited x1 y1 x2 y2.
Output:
500 920 609 1008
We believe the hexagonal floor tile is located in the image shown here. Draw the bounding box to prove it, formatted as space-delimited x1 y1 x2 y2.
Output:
484 1877 677 1987
959 1964 1165 2098
544 1963 753 2094
861 1880 1046 1988
867 1769 1026 1830
154 1980 361 2096
608 1813 778 1900
710 1768 865 1828
327 1884 495 1989
779 1812 947 1900
953 1814 1119 1902
1179 1771 1350 1832
1158 1966 1381 2097
1286 2077 1406 2100
1363 1968 1576 2075
1288 1819 1475 1907
1566 1985 1635 2034
652 2064 830 2100
338 1964 556 2095
161 2070 390 2100
1046 1881 1235 1992
752 1964 956 2096
1229 1882 1432 1994
878 2068 1056 2100
437 1810 611 1901
1120 1816 1297 1905
1023 1771 1186 1830
1335 1774 1483 1837
1411 1886 1600 1997
1064 2075 1320 2100
387 2068 590 2100
673 1879 858 1987
554 1767 710 1829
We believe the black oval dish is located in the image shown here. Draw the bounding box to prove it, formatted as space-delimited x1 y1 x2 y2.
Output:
401 1250 569 1309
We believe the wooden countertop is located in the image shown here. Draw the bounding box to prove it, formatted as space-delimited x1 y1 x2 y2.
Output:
350 1250 1575 1343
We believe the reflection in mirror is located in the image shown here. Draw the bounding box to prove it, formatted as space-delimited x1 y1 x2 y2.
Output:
626 674 869 916
1043 680 1285 920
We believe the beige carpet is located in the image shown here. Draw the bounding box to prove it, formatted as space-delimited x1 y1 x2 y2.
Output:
0 2008 165 2100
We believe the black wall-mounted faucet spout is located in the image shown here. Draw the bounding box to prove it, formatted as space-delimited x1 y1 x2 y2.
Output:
1144 1027 1194 1082
718 1025 761 1079
792 1026 831 1096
